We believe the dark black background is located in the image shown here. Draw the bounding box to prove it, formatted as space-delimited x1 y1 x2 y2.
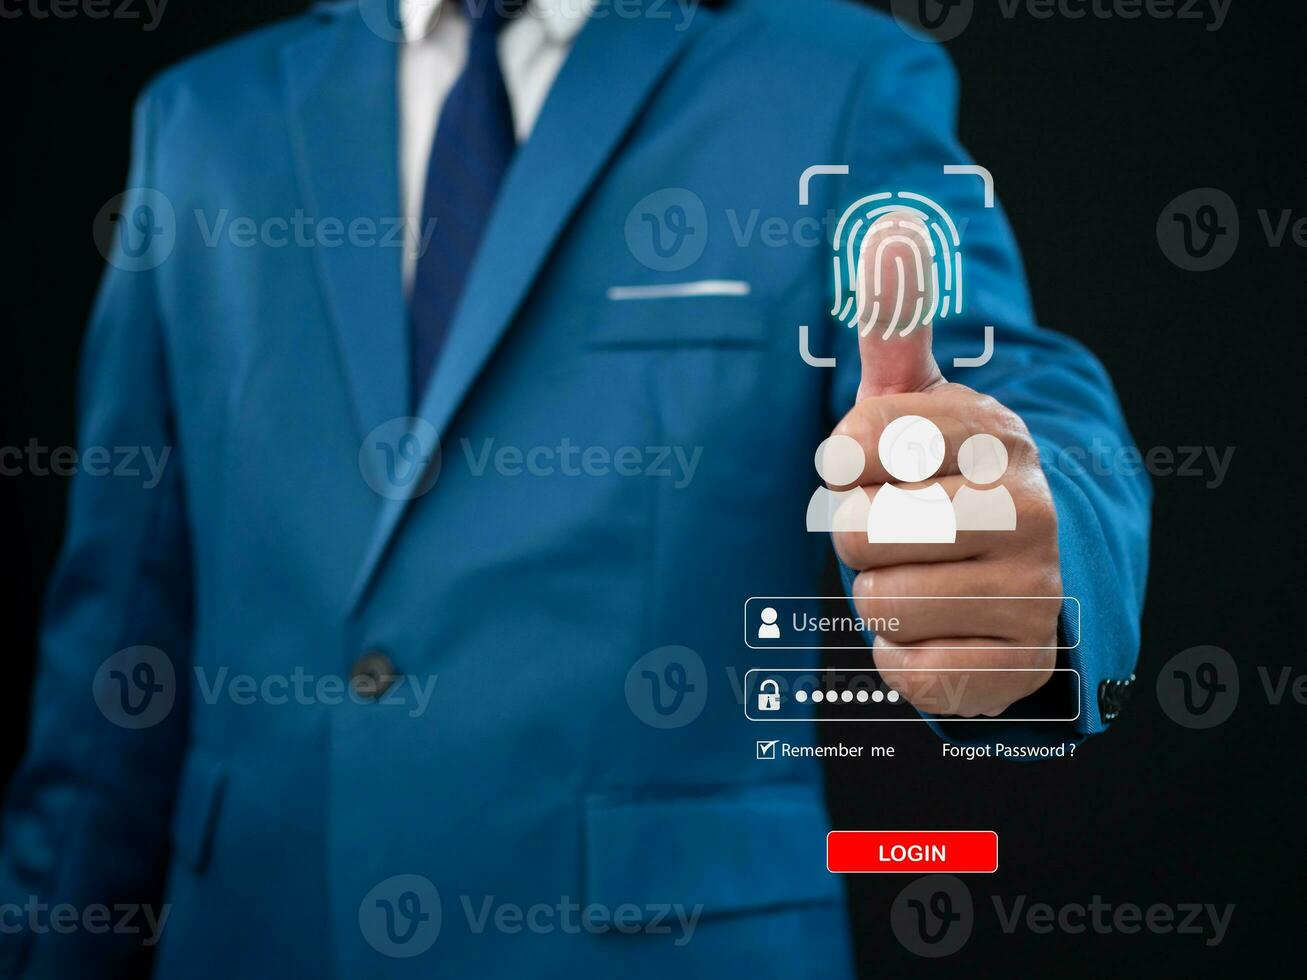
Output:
1 0 1301 974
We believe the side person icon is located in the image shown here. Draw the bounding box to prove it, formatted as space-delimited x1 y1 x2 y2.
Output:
952 434 1017 532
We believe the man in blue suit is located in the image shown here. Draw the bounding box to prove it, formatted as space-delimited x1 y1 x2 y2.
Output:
0 0 1149 975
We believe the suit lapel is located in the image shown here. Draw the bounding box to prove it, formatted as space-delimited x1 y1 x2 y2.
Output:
349 1 716 609
281 2 410 440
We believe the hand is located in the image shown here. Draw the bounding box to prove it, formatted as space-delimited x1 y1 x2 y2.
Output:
828 215 1062 718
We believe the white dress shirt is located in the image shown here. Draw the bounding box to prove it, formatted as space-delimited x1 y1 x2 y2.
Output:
399 0 594 286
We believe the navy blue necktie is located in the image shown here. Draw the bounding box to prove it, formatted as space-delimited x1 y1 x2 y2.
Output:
409 0 521 405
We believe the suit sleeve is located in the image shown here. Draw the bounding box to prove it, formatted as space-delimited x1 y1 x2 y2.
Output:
0 86 193 976
827 36 1152 747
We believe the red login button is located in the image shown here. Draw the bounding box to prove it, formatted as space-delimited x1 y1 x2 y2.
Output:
827 831 998 874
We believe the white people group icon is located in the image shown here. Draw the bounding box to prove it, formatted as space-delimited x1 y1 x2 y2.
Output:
806 416 1016 542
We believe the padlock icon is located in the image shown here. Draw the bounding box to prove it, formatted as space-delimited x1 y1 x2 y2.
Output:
757 679 782 712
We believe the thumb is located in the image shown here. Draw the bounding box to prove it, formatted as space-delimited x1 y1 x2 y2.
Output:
854 211 945 400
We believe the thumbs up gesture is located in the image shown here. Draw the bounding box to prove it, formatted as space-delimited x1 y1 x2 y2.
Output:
828 215 1063 718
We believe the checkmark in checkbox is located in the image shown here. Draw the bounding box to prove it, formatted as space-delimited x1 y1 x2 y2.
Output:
756 740 778 760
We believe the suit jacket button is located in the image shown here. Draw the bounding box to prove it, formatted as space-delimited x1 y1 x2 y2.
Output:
1098 678 1131 722
350 651 397 701
1098 680 1113 719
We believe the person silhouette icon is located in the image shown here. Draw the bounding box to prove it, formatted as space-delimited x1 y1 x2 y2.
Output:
867 416 957 543
757 606 781 640
806 435 868 533
952 434 1017 531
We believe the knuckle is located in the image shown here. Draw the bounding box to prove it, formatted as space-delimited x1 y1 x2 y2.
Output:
968 391 1011 424
831 411 880 471
852 572 879 606
871 639 912 675
1015 482 1059 536
833 527 867 569
1003 564 1063 635
856 585 906 627
1008 430 1041 469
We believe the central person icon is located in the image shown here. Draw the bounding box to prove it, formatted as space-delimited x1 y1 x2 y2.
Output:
867 415 958 544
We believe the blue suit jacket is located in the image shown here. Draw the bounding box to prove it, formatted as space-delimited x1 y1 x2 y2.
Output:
0 0 1150 975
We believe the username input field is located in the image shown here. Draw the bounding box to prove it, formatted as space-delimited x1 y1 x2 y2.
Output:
745 596 1080 651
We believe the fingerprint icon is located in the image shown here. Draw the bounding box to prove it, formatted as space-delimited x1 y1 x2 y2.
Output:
831 192 962 339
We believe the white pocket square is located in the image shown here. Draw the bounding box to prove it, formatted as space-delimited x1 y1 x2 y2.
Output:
606 280 752 301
